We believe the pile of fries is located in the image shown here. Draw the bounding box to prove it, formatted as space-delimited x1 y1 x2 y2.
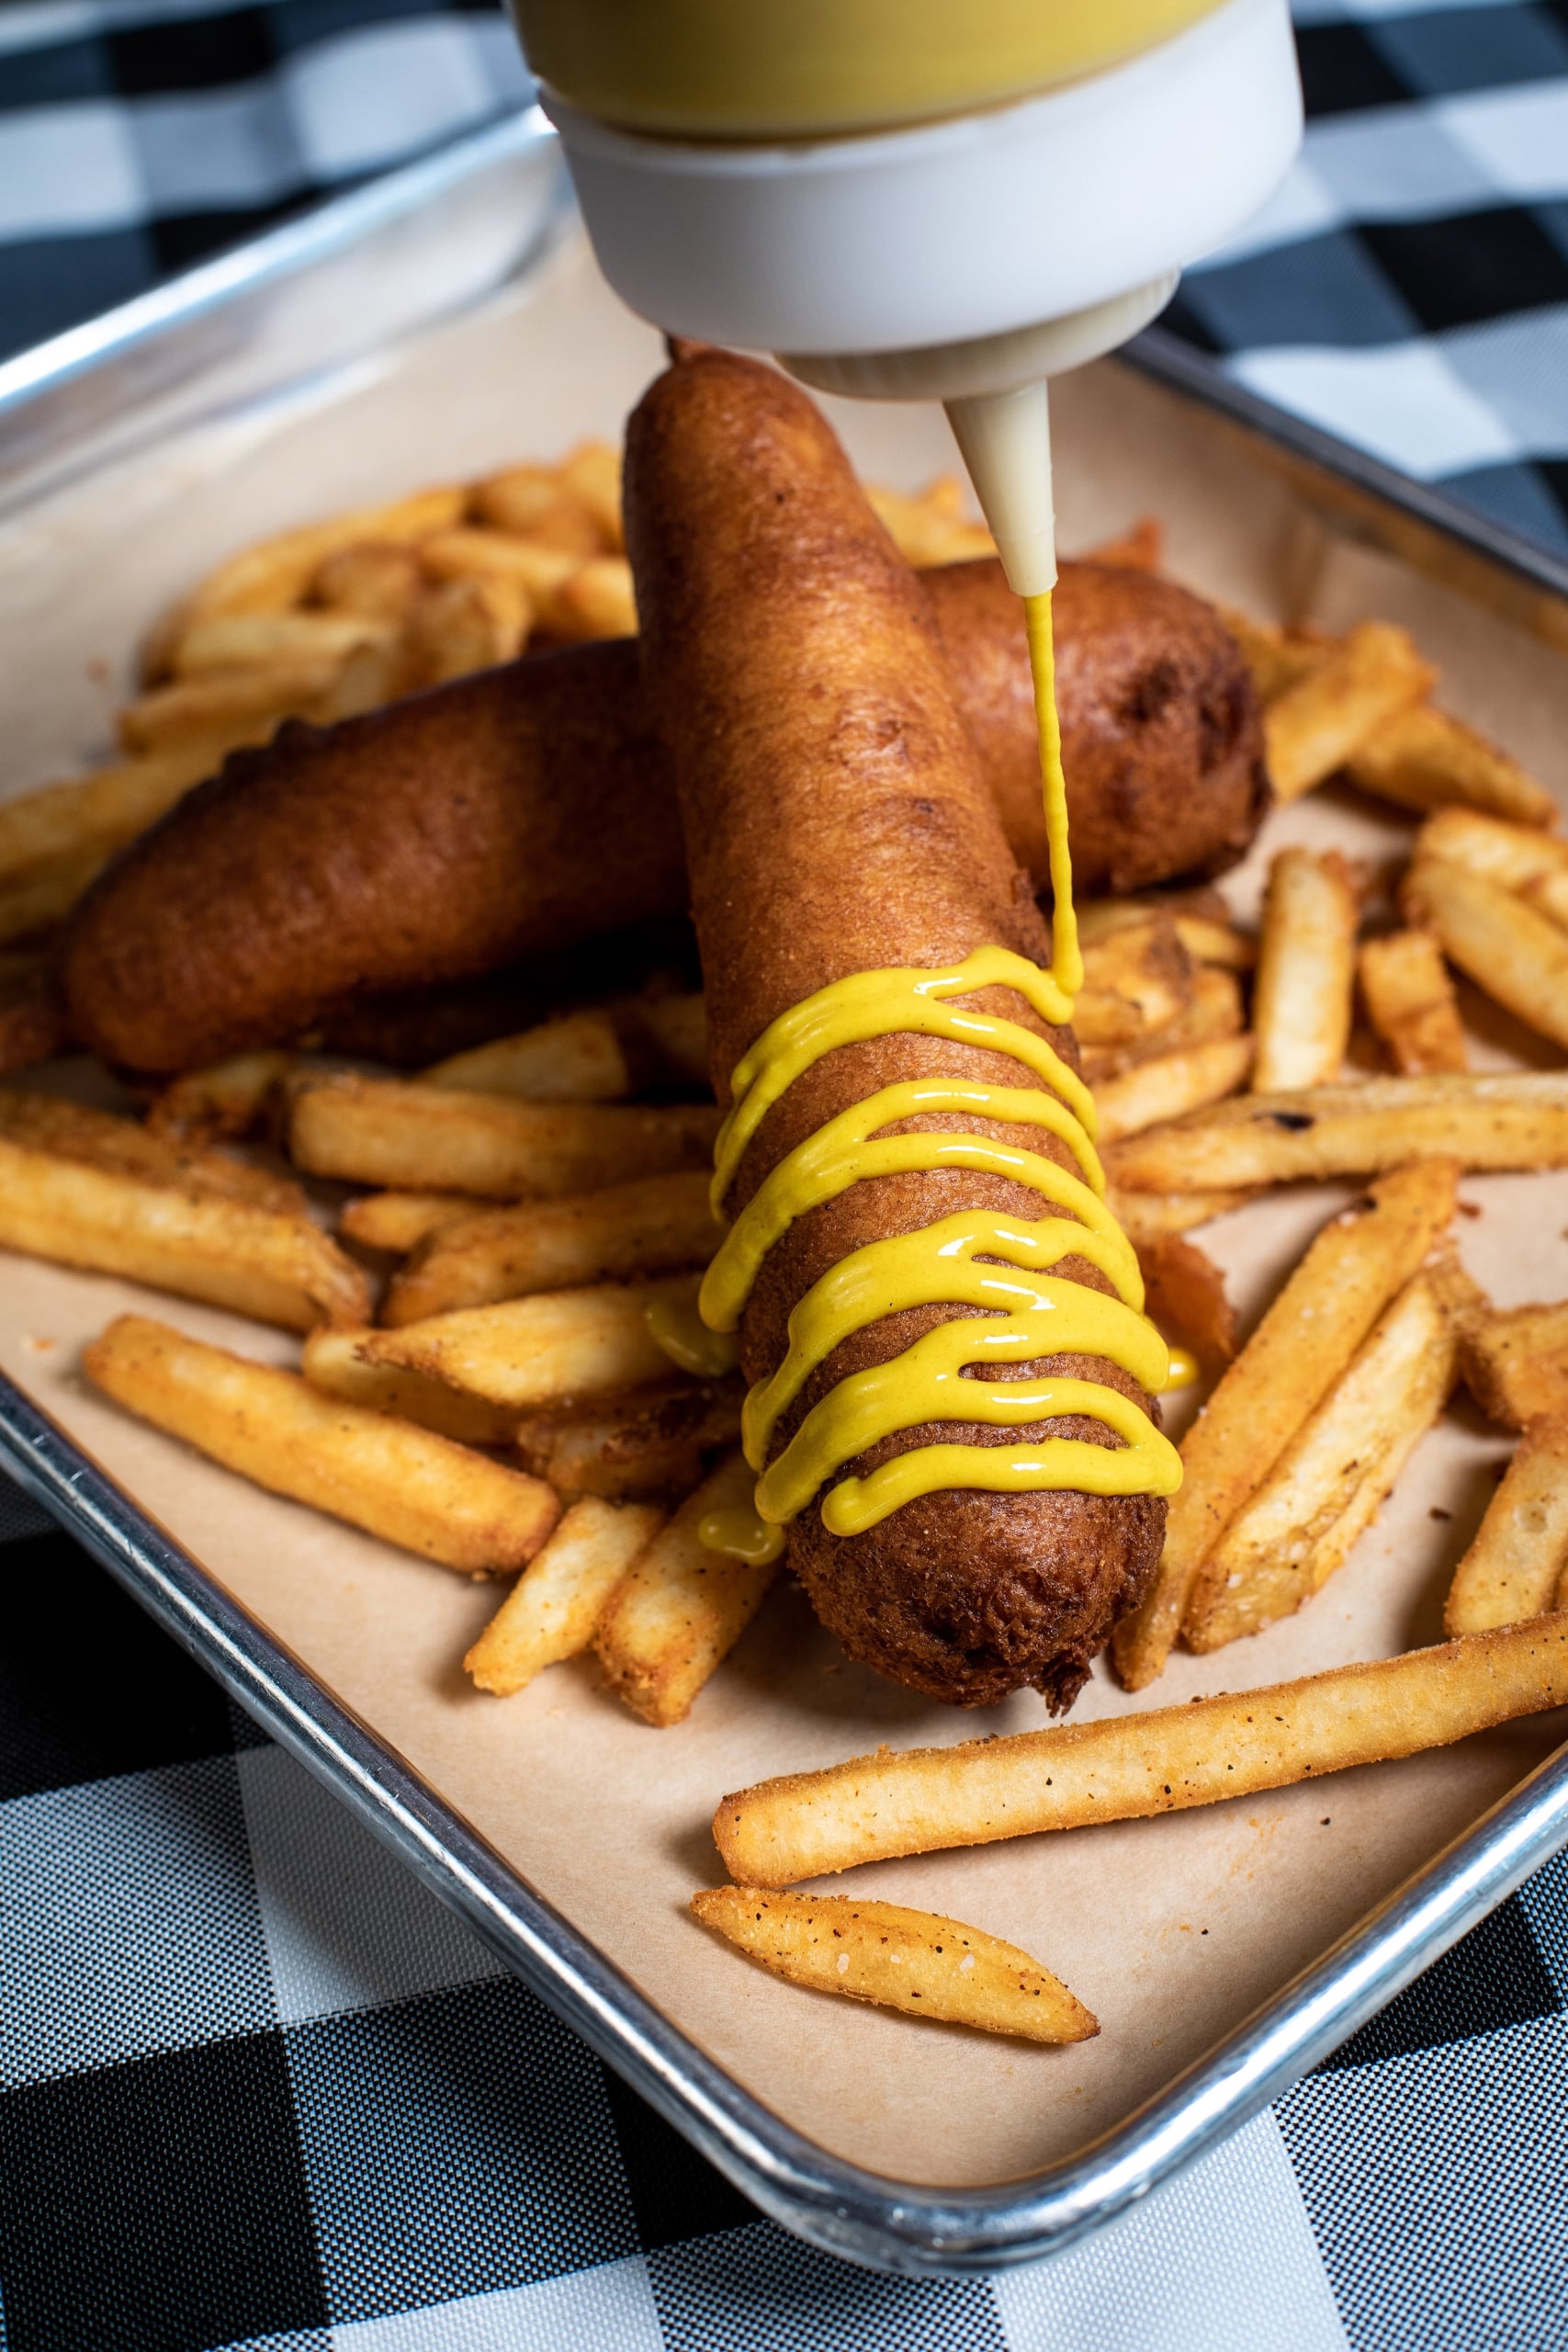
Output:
5 454 1568 2048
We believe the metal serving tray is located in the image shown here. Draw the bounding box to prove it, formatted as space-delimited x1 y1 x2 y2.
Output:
4 123 1568 2276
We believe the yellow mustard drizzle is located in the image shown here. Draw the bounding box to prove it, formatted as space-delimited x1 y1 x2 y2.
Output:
689 588 1181 1555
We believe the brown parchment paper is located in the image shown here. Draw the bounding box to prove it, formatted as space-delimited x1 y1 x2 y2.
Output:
4 235 1568 2192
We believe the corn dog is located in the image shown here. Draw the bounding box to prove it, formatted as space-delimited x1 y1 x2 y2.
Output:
623 349 1174 1711
63 561 1262 1074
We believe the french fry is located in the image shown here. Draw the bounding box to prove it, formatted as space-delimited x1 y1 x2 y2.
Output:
146 1050 296 1144
594 1451 777 1725
0 850 107 944
355 1275 705 1411
310 541 423 621
1075 915 1193 1048
423 1009 636 1102
300 1327 519 1446
402 574 532 684
1415 807 1568 933
1403 858 1568 1052
338 1190 477 1254
1264 622 1434 803
1450 1297 1568 1430
1184 1272 1457 1651
1081 966 1246 1087
515 1376 743 1500
714 1615 1568 1885
534 556 637 643
639 991 710 1087
119 662 344 755
1109 1185 1258 1245
1251 847 1359 1091
1358 930 1467 1075
1445 1415 1568 1636
0 738 241 887
1134 1231 1237 1373
1112 1160 1458 1689
169 610 391 679
690 1887 1098 2043
287 1074 719 1199
1218 609 1330 704
1107 1072 1568 1193
557 441 625 549
1348 703 1557 829
866 481 995 568
469 462 604 554
464 1496 665 1694
384 1170 717 1326
1079 515 1163 571
418 527 581 602
1093 1034 1254 1146
0 1089 303 1214
86 1316 556 1572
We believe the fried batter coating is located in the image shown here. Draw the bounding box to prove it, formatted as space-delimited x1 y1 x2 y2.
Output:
624 349 1164 1711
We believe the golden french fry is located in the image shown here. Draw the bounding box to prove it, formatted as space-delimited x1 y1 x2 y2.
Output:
87 1316 556 1572
691 1887 1098 2044
1450 1296 1568 1430
1134 1230 1237 1373
535 556 637 643
1348 703 1557 829
1081 966 1246 1087
464 1496 666 1695
515 1376 743 1500
300 1327 519 1447
1404 857 1568 1053
594 1451 777 1725
141 485 468 677
169 610 391 679
866 480 995 568
1108 1185 1258 1245
1185 1272 1457 1651
1218 608 1331 704
0 738 242 886
403 574 532 685
1107 1072 1568 1193
1264 622 1435 802
0 848 111 944
119 661 345 754
1252 847 1359 1091
384 1170 717 1326
1093 1034 1254 1146
147 1050 296 1145
356 1275 705 1411
1112 1160 1459 1690
0 1089 302 1212
557 441 625 550
1414 808 1568 933
310 541 424 620
1358 930 1467 1075
1445 1415 1568 1635
1075 915 1193 1048
715 1614 1568 1885
423 1010 635 1102
338 1190 477 1254
288 1074 719 1200
470 464 604 555
418 527 581 601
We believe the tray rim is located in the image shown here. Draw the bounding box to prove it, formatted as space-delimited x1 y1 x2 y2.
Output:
6 1366 1568 2275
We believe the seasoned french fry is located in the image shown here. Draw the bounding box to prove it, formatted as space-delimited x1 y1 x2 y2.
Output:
1450 1297 1568 1430
1252 847 1358 1091
464 1496 665 1694
1081 966 1246 1087
1404 858 1568 1052
534 556 637 643
288 1074 719 1198
866 481 995 568
515 1376 742 1500
355 1275 705 1410
557 442 625 550
310 541 423 620
1112 1160 1459 1690
1093 1034 1254 1146
1109 1185 1258 1245
147 1050 296 1144
1174 914 1255 971
1358 930 1467 1075
470 463 604 554
1107 1072 1568 1193
1218 609 1330 704
691 1887 1098 2043
87 1315 556 1572
1264 622 1434 803
1075 916 1193 1048
384 1170 717 1326
169 610 391 679
1415 807 1568 933
423 1010 635 1102
594 1451 777 1725
0 737 239 886
714 1615 1568 1885
1184 1273 1457 1650
1445 1415 1568 1635
300 1328 519 1446
1348 703 1557 829
119 661 344 754
403 574 532 684
418 527 581 601
0 1090 302 1212
1134 1230 1237 1373
338 1190 477 1254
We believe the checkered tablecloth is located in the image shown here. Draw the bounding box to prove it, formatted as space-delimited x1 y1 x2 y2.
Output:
4 1467 1568 2348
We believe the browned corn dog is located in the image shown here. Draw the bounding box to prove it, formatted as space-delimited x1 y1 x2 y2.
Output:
63 560 1262 1075
623 349 1165 1711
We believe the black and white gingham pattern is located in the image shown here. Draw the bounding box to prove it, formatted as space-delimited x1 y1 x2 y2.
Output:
2 1478 1567 2348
